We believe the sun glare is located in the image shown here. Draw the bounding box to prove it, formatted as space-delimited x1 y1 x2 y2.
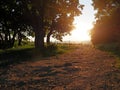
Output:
63 0 95 43
71 21 93 42
71 22 93 41
63 20 93 42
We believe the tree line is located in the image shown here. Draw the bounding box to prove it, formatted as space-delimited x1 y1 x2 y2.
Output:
91 0 120 45
0 0 83 49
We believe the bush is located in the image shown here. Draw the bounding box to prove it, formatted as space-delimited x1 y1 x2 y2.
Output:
95 43 120 57
41 44 58 57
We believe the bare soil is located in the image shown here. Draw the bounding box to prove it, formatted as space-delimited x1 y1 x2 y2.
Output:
0 44 120 90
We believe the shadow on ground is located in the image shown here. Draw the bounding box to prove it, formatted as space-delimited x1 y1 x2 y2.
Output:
0 48 34 67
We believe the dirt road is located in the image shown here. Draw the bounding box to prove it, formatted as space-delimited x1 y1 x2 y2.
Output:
0 44 120 90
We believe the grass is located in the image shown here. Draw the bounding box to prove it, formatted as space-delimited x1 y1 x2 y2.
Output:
42 43 79 57
95 43 120 57
0 44 34 67
0 43 79 67
95 43 120 68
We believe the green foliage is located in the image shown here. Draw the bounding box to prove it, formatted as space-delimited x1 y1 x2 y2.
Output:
0 0 34 49
13 40 34 48
42 44 59 57
42 43 77 57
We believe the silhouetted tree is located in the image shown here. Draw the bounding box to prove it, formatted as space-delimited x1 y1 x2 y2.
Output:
0 0 34 49
22 0 83 48
0 0 83 49
45 1 83 44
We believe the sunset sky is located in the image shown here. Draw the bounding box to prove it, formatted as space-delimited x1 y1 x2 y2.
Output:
63 0 96 42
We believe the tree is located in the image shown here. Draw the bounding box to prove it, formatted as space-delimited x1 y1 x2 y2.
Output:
0 0 20 48
91 0 120 44
0 0 83 49
21 0 83 48
0 0 34 49
45 1 83 44
46 14 75 44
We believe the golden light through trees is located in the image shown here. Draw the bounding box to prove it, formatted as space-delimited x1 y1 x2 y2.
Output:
71 20 93 42
63 0 95 43
63 20 93 42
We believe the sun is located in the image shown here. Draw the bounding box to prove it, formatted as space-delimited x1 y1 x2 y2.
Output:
70 21 93 42
63 21 93 42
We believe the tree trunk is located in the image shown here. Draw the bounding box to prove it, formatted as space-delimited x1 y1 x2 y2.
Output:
35 28 45 49
12 32 16 42
46 30 52 45
18 32 22 46
0 33 3 41
34 0 45 49
18 38 22 46
11 31 16 47
0 33 3 49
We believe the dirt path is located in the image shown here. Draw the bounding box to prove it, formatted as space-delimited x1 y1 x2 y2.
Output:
0 44 120 90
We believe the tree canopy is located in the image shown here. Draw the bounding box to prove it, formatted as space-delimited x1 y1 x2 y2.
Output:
91 0 120 44
0 0 83 49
